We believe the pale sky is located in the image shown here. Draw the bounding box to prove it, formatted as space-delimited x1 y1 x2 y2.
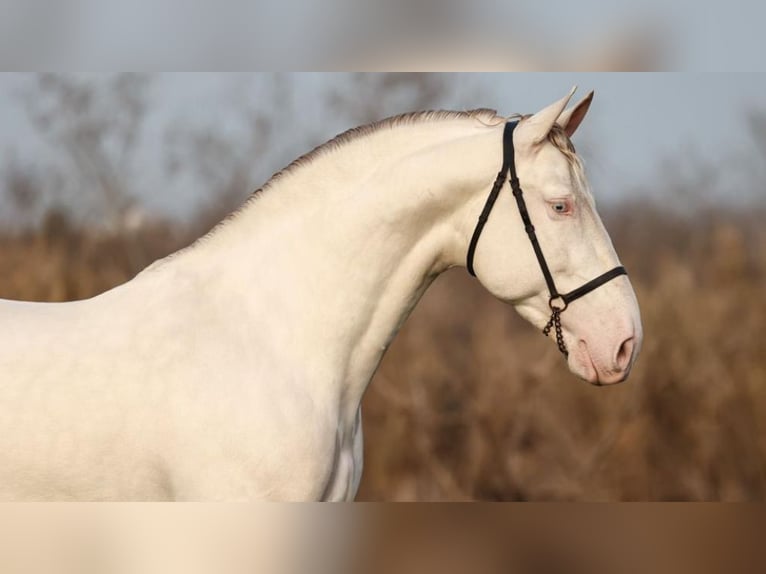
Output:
3 0 764 70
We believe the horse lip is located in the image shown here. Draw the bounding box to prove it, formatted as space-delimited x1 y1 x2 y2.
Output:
599 365 633 385
574 340 632 386
573 340 599 385
592 362 633 386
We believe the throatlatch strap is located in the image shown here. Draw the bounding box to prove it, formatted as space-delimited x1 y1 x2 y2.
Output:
466 123 514 276
466 171 507 276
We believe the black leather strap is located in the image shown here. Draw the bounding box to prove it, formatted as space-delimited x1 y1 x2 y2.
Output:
466 123 514 276
561 265 627 305
505 123 559 299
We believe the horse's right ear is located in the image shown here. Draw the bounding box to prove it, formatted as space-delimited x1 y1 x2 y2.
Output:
515 87 577 148
557 90 594 138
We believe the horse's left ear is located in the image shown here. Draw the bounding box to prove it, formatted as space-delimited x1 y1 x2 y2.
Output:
557 90 594 138
516 86 576 147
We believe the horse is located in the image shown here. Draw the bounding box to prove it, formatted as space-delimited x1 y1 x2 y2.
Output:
0 88 642 500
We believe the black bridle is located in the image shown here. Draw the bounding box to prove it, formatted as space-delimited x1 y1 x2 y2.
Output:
466 121 627 357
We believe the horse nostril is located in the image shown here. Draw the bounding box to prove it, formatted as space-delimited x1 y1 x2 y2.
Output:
615 336 635 371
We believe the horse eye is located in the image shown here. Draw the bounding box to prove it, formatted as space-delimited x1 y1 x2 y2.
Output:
552 201 570 214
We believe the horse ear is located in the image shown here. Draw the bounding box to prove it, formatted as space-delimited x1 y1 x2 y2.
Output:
516 86 577 147
557 90 594 137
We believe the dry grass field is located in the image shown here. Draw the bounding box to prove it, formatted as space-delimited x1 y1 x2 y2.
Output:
0 202 763 501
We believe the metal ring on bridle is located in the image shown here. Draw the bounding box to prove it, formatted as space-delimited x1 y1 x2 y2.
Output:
548 296 568 312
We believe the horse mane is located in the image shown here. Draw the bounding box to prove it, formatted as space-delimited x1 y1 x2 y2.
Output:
253 108 505 196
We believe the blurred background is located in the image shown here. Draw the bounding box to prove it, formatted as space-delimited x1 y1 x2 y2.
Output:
3 0 766 70
0 73 764 501
1 504 762 574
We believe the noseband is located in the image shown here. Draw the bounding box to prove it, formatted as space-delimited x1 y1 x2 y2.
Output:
466 121 627 357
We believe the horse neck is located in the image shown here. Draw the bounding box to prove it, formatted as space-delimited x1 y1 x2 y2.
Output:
179 120 503 419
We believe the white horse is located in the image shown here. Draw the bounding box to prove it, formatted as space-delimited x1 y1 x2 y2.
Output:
0 88 641 501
